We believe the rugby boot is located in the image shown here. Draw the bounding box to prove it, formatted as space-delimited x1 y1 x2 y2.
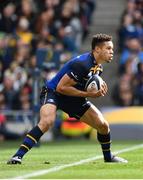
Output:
7 156 22 164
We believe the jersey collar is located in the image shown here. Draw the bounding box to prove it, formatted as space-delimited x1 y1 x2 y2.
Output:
90 52 97 65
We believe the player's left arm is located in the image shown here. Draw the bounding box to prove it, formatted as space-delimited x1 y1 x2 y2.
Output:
56 74 106 97
56 74 88 97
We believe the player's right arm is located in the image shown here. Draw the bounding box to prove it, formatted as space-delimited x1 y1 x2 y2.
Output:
56 74 107 98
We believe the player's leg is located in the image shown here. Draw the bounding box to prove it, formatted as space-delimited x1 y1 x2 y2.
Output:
80 103 127 163
7 87 57 164
7 103 56 164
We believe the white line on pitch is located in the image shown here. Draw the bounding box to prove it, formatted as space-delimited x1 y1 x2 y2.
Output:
11 143 143 179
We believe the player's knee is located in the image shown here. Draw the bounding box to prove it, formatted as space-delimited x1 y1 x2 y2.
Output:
97 120 109 134
38 120 54 133
38 107 55 132
38 117 55 132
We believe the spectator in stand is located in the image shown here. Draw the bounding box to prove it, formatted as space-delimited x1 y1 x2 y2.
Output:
14 42 31 67
119 38 143 74
112 74 134 106
2 76 19 110
16 0 37 32
14 16 33 45
35 8 55 35
118 14 139 51
4 62 27 91
57 26 77 53
121 0 136 18
0 3 17 33
0 33 16 70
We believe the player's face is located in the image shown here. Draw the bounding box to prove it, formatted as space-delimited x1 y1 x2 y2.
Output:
99 41 114 63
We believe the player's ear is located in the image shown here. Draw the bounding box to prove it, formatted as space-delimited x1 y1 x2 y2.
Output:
95 46 101 53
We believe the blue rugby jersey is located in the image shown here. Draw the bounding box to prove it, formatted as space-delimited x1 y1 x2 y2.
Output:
46 52 103 91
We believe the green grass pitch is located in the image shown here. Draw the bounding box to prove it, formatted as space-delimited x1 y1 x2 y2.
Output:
0 139 143 179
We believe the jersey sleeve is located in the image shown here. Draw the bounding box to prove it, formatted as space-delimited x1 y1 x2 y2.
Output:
67 61 87 82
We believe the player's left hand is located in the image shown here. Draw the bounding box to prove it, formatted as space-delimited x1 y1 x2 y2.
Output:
99 81 108 96
87 81 108 98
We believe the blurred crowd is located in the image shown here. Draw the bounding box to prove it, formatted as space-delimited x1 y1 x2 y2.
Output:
112 0 143 106
0 0 96 111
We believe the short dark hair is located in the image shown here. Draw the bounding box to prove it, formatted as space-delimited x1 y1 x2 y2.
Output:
91 34 112 50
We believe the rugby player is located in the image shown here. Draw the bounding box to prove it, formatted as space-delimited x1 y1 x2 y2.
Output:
7 34 127 164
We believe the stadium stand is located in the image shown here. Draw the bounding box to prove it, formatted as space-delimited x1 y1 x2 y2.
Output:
112 0 143 106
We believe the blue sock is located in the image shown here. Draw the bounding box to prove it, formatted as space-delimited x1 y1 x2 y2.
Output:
14 126 43 158
97 132 112 161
